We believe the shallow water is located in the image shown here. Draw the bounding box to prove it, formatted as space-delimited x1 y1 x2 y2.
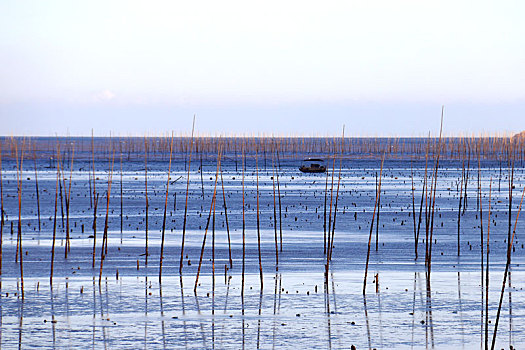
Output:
1 150 524 349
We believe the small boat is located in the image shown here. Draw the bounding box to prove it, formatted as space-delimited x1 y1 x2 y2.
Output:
299 158 326 173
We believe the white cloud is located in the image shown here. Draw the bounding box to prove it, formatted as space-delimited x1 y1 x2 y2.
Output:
93 89 116 102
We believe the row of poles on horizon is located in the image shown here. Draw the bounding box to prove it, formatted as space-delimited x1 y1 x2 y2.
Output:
2 130 525 164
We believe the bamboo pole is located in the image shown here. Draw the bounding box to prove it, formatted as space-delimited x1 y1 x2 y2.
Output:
0 144 4 278
199 142 205 199
50 144 61 284
327 126 345 267
458 159 464 256
194 144 222 293
477 145 484 340
144 137 149 265
15 139 25 298
485 177 492 350
363 154 384 294
58 157 65 232
375 170 381 251
426 109 444 289
212 157 217 312
271 148 278 271
180 116 196 273
88 158 92 208
64 146 74 257
120 140 123 244
256 147 263 289
326 156 336 255
423 134 433 270
416 138 430 260
490 145 521 350
463 145 470 213
159 133 174 281
241 141 246 298
220 163 233 268
276 147 283 252
33 149 41 232
98 147 115 284
92 131 98 268
323 154 329 255
411 161 417 259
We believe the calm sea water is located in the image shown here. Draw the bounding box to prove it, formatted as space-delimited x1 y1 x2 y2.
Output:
0 137 523 349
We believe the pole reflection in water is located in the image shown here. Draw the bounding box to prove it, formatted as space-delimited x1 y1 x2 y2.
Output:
65 280 71 347
105 278 112 348
50 283 55 348
92 278 96 349
241 285 245 350
98 283 107 350
425 275 434 349
277 274 282 315
272 273 278 350
212 279 215 350
257 287 263 349
324 279 332 350
179 276 188 349
411 272 416 349
363 294 371 350
330 272 341 347
144 276 148 350
508 269 513 348
193 290 207 348
481 265 484 348
159 283 165 350
457 271 464 348
219 272 232 346
212 192 216 350
223 272 231 314
0 280 2 348
330 272 338 314
18 295 23 350
376 276 383 349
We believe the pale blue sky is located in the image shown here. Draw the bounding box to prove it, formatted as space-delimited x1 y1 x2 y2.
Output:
1 1 524 136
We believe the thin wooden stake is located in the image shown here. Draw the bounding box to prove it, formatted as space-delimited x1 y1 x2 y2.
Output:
485 177 492 350
144 137 149 265
458 160 464 256
276 148 283 252
64 146 74 257
241 141 246 297
426 108 444 288
411 161 417 259
159 133 174 281
91 131 98 268
180 115 196 273
0 144 3 279
194 144 222 292
120 140 123 244
327 126 345 267
271 148 278 271
363 154 384 294
220 164 233 268
491 146 521 349
326 156 336 255
15 139 25 298
323 155 329 255
256 147 263 289
50 144 61 284
33 149 41 232
98 148 115 284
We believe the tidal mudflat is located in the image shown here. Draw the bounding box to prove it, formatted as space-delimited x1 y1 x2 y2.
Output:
0 136 524 349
